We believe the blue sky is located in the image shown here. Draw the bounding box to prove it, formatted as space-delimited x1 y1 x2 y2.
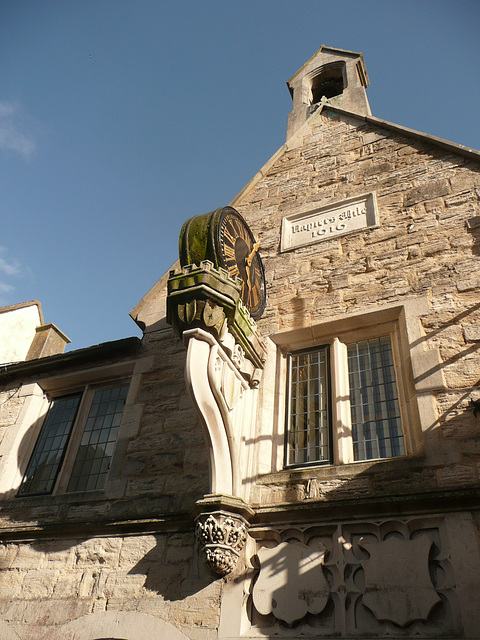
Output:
1 0 479 350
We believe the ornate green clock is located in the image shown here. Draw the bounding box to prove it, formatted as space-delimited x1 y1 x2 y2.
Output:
180 206 266 319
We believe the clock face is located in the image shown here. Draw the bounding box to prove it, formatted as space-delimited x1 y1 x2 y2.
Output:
216 208 266 319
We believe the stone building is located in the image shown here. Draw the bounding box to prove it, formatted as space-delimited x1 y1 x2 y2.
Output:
1 45 480 639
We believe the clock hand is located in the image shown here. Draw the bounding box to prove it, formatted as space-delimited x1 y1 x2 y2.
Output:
246 241 260 267
245 260 252 292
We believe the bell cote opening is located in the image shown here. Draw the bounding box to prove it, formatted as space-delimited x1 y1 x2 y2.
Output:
286 46 371 140
309 63 345 105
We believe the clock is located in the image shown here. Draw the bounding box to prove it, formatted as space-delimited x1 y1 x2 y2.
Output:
212 207 266 319
180 206 266 319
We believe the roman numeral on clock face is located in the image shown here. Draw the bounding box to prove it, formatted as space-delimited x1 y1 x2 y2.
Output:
247 285 259 308
227 261 239 277
223 244 236 260
216 209 266 319
222 226 236 246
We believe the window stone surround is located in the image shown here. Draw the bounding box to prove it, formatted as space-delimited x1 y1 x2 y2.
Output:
252 297 446 503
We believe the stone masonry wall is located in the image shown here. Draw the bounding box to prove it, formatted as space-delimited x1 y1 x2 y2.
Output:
0 327 209 527
1 107 480 639
0 327 214 639
234 108 480 503
0 532 220 640
121 328 209 513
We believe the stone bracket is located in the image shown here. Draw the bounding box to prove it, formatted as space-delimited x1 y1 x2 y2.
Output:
183 327 259 497
167 261 266 383
168 262 262 569
193 494 254 576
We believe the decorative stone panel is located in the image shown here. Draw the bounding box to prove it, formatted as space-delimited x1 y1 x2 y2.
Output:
242 516 460 637
253 541 329 624
280 192 378 251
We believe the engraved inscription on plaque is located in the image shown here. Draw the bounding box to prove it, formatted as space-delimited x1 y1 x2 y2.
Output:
281 193 378 251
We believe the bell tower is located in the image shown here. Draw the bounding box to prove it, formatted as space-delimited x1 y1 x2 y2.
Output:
286 45 371 140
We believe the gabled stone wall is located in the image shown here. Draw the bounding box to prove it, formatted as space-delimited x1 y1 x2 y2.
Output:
231 108 480 502
237 111 480 331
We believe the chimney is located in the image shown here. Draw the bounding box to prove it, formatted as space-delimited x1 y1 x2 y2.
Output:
25 323 70 360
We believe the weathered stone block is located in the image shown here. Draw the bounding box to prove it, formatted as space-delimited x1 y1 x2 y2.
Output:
466 216 480 230
403 179 450 207
124 478 168 497
436 465 478 487
52 572 83 597
463 325 480 342
103 571 147 598
118 536 165 571
0 569 24 597
74 538 122 569
9 546 44 570
21 570 57 599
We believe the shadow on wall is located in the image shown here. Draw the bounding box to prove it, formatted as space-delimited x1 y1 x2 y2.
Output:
0 530 215 602
0 406 46 501
126 533 214 599
0 377 213 602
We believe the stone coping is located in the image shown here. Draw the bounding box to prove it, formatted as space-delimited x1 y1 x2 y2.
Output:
0 299 43 322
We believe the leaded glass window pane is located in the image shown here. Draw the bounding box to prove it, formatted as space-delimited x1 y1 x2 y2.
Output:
347 336 405 461
66 385 128 492
18 394 82 496
288 346 330 465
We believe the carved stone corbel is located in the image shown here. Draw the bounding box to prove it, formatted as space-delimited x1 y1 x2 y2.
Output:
167 262 266 497
167 261 266 385
193 494 254 576
167 261 265 575
183 327 245 496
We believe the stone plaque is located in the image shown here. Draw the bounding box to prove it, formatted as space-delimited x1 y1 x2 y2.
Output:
281 193 378 251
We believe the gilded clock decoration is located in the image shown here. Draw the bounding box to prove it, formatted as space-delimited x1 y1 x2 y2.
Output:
217 209 265 318
180 206 266 319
